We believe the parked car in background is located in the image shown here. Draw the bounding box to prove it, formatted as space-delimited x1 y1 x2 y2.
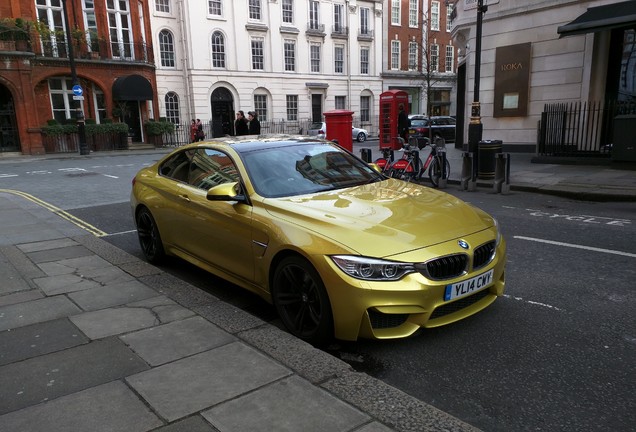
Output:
307 122 369 142
131 136 506 343
408 115 456 145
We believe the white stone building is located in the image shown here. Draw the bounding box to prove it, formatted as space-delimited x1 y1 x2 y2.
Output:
149 0 384 137
451 0 636 153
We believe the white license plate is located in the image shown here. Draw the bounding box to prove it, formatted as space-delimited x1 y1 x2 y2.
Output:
444 269 494 301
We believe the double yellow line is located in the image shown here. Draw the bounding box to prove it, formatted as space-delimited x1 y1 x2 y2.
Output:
0 189 107 237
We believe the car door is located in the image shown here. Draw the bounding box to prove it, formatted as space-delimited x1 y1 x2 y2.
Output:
173 148 255 283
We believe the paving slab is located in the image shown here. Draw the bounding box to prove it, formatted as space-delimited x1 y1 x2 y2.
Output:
203 375 369 432
0 245 45 281
0 381 162 432
26 245 94 264
16 238 79 253
0 290 44 307
70 302 165 339
0 254 31 295
0 337 148 415
0 318 89 367
127 295 196 322
36 254 113 274
120 316 235 366
126 341 292 422
67 279 159 311
154 415 219 432
0 296 82 332
33 273 101 295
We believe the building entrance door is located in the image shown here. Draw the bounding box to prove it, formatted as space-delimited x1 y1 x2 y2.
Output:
312 94 323 122
0 85 20 152
211 87 234 137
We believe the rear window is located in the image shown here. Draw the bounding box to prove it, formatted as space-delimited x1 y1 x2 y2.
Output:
410 119 428 127
309 122 323 130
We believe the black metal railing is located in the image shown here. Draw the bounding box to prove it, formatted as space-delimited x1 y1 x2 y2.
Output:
538 100 636 157
42 132 128 153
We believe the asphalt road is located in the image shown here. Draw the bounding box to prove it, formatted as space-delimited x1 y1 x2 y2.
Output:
1 152 634 431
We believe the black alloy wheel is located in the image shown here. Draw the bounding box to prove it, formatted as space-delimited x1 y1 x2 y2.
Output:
136 207 165 264
272 256 333 343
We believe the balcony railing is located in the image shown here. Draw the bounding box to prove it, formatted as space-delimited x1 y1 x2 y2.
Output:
332 25 349 37
306 22 325 34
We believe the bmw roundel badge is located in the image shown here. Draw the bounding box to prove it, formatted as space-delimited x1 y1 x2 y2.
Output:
458 240 469 249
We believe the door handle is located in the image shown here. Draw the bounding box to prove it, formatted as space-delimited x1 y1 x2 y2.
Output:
178 194 191 202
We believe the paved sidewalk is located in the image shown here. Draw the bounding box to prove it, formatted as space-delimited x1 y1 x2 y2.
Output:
0 191 477 432
352 140 636 202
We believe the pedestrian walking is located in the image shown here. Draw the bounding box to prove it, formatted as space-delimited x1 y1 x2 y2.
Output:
247 111 261 135
398 104 410 144
189 119 197 143
196 119 205 141
235 111 249 136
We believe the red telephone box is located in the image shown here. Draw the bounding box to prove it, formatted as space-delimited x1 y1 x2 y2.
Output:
379 90 409 150
324 109 353 152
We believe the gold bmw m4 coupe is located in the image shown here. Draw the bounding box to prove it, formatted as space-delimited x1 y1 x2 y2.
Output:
131 135 506 342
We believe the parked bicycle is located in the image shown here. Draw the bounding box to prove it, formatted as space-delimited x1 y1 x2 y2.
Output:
374 146 395 173
383 137 450 187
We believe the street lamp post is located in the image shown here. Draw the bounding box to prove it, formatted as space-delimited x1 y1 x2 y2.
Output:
467 0 487 167
61 0 89 155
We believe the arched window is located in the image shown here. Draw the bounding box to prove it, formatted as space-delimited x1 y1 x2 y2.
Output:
165 92 180 124
211 31 225 68
159 30 175 68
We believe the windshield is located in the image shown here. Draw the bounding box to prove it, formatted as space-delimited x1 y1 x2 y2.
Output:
242 142 383 198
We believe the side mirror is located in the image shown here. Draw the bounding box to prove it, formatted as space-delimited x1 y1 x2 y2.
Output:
368 163 382 173
206 182 246 202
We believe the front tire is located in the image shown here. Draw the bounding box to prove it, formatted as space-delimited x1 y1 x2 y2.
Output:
136 207 165 264
357 132 366 142
272 256 333 343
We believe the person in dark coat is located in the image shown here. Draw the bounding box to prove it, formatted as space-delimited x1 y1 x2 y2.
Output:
397 104 410 144
234 110 249 136
248 111 261 135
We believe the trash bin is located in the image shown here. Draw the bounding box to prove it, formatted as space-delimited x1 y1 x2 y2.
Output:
478 140 503 179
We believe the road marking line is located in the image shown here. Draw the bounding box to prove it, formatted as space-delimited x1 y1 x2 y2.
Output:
503 295 563 311
0 174 18 178
0 189 107 237
104 229 137 237
514 236 636 258
102 174 119 179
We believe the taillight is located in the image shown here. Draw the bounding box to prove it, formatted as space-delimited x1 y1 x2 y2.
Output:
132 176 136 187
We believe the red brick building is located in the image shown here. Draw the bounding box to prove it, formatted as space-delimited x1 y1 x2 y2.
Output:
0 0 157 155
383 0 457 116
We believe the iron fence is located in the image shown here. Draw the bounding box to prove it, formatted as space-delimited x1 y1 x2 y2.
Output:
538 100 636 157
42 132 128 153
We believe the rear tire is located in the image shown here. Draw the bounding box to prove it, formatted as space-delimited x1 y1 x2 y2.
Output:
136 207 165 264
357 132 366 142
272 256 333 344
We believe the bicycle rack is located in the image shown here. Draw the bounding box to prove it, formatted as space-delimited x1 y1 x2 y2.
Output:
437 150 447 189
460 152 477 191
493 153 511 194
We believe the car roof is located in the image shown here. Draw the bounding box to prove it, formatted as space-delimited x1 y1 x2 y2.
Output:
175 134 330 154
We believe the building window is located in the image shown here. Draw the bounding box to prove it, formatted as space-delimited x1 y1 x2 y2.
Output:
165 92 180 124
92 85 107 122
208 0 222 16
409 0 418 27
282 0 293 23
211 31 225 68
82 0 99 52
48 78 76 123
286 95 298 121
334 45 344 74
159 30 175 67
36 0 66 58
408 42 418 71
251 37 264 70
309 1 320 30
445 45 454 73
155 0 170 13
335 96 346 110
249 0 261 20
284 39 295 71
430 43 439 72
360 47 369 74
334 4 344 32
360 7 370 35
360 96 370 122
391 0 400 26
310 43 321 73
254 94 267 121
107 0 133 59
431 1 440 31
391 40 400 70
446 3 454 32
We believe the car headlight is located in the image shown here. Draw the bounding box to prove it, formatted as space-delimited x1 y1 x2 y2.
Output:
493 217 502 246
330 255 415 281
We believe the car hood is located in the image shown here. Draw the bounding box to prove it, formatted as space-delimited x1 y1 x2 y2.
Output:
263 179 492 257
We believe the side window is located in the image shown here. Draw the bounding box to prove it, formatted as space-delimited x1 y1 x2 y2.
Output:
447 117 456 125
187 148 239 190
159 150 193 182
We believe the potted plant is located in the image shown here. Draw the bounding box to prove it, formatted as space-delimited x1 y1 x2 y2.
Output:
0 18 17 51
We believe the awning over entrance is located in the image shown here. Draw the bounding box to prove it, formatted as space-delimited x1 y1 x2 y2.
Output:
557 0 636 37
112 74 153 101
